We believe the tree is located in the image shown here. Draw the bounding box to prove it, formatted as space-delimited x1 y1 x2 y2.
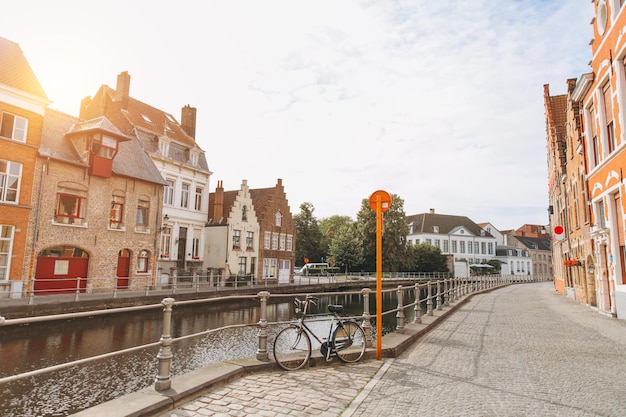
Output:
319 215 353 260
294 202 323 265
327 223 364 273
355 193 409 272
408 243 449 273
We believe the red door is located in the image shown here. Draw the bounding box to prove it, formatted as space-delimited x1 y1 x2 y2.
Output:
35 257 89 295
116 249 130 289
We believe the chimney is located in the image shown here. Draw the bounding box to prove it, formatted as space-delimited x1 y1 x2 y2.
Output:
429 208 435 214
181 105 197 139
115 71 131 109
213 180 224 224
79 96 92 119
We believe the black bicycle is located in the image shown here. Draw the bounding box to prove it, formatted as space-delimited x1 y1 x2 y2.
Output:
273 295 367 370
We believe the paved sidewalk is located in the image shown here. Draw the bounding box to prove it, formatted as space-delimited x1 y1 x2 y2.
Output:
158 282 626 417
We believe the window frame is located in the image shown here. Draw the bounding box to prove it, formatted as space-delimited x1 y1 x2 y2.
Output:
0 112 28 143
0 159 22 204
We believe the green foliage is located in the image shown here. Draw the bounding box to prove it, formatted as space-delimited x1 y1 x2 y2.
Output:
407 243 449 273
327 222 364 273
294 202 323 265
355 194 409 272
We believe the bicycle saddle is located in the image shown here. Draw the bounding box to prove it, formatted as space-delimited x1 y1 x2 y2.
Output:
328 305 343 314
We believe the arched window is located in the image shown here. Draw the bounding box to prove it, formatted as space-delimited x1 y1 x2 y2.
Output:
137 250 150 273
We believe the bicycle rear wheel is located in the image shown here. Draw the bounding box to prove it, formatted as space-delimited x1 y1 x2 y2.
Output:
273 325 311 370
332 321 366 363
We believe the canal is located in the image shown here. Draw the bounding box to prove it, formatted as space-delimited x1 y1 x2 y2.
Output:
0 289 422 416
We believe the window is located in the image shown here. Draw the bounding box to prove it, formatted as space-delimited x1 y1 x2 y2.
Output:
160 226 171 257
434 239 440 249
432 226 439 233
264 232 271 249
603 82 616 153
190 152 199 166
56 193 85 224
180 182 190 208
287 235 293 251
246 231 254 249
263 258 277 279
159 140 169 157
279 234 285 251
426 239 432 246
0 225 14 279
91 135 118 159
192 236 200 259
468 241 473 253
233 229 241 248
451 240 457 253
474 242 479 254
0 112 28 142
275 211 282 227
242 205 248 222
460 241 465 253
109 194 125 229
136 196 149 232
0 160 21 203
589 106 599 167
137 250 149 273
272 232 278 250
481 242 486 254
443 240 449 252
488 242 494 255
194 187 203 211
238 257 247 275
164 180 174 205
597 200 606 228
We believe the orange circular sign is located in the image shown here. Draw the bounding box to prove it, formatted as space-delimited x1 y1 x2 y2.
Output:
369 190 392 212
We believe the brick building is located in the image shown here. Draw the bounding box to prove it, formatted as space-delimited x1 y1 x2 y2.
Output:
0 37 50 297
249 179 296 283
29 110 166 293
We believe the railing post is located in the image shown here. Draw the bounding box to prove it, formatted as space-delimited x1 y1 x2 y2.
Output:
28 278 35 305
155 297 175 391
437 280 443 310
172 274 177 294
426 281 433 316
444 279 450 306
360 288 373 347
113 277 118 299
256 291 270 361
74 277 81 301
413 283 422 323
396 285 405 334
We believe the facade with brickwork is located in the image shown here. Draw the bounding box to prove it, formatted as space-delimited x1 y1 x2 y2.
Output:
0 37 50 297
28 110 166 294
547 1 626 318
249 179 296 283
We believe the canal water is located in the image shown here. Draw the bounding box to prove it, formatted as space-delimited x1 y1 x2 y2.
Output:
0 289 425 416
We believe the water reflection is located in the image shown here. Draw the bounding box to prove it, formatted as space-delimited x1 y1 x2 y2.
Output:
0 290 423 416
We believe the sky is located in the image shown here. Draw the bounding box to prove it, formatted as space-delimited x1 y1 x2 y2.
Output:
2 1 594 231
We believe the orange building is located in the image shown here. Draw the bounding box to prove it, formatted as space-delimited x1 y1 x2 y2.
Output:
572 1 626 317
0 37 50 297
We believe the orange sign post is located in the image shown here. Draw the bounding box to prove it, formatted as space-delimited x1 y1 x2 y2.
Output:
369 190 391 360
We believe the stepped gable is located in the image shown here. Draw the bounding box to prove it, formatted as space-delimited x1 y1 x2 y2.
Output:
0 36 48 100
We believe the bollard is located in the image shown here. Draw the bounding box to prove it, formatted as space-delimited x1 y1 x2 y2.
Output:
396 285 405 333
426 281 433 316
155 297 175 391
413 283 422 323
360 288 373 347
256 291 270 361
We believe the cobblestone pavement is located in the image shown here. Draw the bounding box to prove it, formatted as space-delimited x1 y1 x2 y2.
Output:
160 283 626 417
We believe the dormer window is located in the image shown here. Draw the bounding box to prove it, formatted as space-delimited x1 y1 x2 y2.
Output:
89 133 120 178
159 140 169 157
432 226 439 233
190 152 199 166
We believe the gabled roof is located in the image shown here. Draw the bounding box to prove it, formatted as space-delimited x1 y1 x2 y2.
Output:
0 37 47 100
406 212 493 238
40 109 166 185
511 235 551 251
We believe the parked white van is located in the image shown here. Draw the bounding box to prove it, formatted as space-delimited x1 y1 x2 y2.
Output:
300 262 330 275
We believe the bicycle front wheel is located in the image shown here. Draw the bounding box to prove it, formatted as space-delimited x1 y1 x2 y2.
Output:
273 325 311 371
333 321 367 363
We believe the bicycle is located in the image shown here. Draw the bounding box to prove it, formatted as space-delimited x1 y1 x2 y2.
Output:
273 295 367 371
